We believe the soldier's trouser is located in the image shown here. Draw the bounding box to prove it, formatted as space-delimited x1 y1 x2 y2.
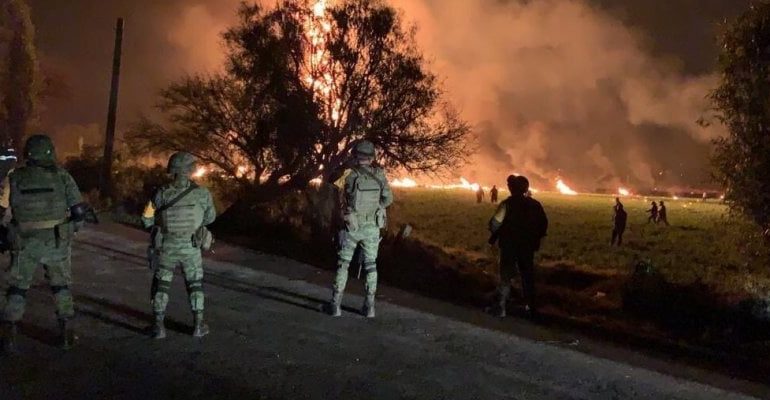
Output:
151 248 204 315
499 248 536 307
3 233 74 323
334 224 381 296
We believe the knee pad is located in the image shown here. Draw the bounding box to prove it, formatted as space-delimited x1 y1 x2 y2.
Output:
50 285 70 295
152 277 172 295
363 262 377 273
6 286 28 298
186 279 204 294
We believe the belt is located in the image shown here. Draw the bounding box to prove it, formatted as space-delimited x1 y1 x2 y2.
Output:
17 218 67 231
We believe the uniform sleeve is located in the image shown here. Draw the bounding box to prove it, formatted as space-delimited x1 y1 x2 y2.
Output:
62 171 83 207
489 202 506 233
0 176 10 209
141 189 162 229
379 169 394 208
202 188 216 226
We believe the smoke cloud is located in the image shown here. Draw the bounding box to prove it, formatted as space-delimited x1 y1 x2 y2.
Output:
389 0 724 190
29 0 740 190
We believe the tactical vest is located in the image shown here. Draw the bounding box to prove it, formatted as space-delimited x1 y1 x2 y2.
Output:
347 166 383 217
10 166 68 231
159 186 204 237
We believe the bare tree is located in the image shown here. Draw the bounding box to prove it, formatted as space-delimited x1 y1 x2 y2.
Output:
128 0 470 199
0 0 37 148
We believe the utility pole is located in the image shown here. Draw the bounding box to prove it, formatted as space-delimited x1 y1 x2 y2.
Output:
100 18 124 200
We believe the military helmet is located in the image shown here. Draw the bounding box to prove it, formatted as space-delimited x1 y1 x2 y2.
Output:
24 134 56 165
506 175 529 195
353 140 376 159
167 152 197 174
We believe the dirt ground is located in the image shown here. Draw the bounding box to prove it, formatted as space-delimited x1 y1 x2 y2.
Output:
0 222 767 400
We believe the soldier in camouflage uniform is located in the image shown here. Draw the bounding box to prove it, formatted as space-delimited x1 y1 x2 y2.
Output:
0 135 83 352
141 152 216 339
329 140 393 318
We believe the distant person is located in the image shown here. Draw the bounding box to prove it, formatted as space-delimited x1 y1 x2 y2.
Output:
611 198 627 246
658 201 669 226
488 175 548 318
647 201 658 224
476 186 484 203
490 185 499 204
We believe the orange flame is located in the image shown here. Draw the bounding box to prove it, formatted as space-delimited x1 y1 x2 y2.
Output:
302 0 343 124
193 166 207 178
618 187 630 197
556 179 578 195
391 177 418 188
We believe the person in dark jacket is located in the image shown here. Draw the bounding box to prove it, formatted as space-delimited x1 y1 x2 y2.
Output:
658 201 669 226
647 201 658 224
488 175 548 318
611 198 627 246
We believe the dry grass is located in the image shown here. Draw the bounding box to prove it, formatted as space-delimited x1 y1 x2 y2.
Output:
388 189 770 298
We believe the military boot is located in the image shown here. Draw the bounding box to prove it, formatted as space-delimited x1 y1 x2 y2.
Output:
362 295 376 318
1 321 18 354
329 291 343 317
152 314 166 339
58 319 76 350
192 312 209 338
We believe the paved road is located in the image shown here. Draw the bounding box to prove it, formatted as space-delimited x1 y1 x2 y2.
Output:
0 223 767 399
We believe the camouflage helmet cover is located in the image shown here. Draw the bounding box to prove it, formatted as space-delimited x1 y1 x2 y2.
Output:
167 151 197 174
24 134 56 165
353 140 375 159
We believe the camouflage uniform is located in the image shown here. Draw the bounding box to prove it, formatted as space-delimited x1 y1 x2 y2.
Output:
1 135 82 351
329 141 393 318
141 152 216 338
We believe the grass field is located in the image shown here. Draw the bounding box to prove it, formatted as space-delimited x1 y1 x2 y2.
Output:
388 189 770 297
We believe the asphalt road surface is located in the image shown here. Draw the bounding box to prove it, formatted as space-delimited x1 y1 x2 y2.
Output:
0 223 767 400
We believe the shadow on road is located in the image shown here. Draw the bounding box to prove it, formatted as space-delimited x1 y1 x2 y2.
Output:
76 294 192 335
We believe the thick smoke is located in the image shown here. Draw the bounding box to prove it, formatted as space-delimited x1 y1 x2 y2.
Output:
388 0 724 190
30 0 734 189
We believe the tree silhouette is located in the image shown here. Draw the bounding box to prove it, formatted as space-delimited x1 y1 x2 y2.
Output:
128 0 470 199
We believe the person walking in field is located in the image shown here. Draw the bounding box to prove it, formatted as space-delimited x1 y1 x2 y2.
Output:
490 185 499 203
611 198 627 246
488 175 548 318
476 186 485 203
647 201 658 224
658 201 670 226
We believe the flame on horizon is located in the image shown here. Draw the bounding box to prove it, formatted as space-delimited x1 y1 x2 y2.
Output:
391 177 418 188
556 179 578 195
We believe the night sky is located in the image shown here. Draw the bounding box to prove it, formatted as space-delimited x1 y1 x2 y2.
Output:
26 0 751 189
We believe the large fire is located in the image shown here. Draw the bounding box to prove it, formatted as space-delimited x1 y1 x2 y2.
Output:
302 0 343 124
555 179 578 195
428 177 482 192
391 177 418 188
193 166 207 178
618 187 631 197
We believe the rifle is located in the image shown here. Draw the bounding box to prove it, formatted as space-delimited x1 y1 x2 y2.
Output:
147 225 161 271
